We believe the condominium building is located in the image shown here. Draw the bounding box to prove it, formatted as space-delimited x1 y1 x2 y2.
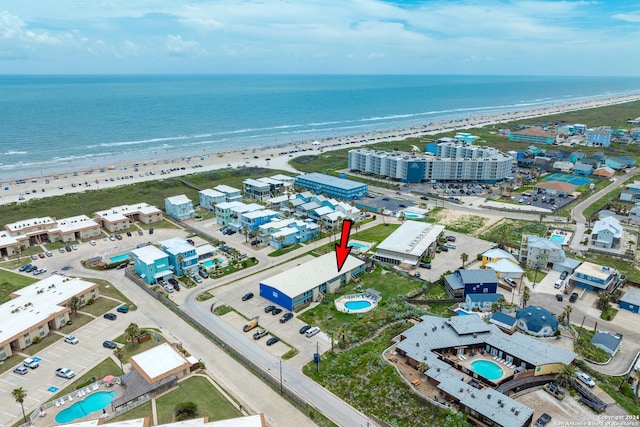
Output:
508 127 556 144
294 172 368 200
94 203 163 232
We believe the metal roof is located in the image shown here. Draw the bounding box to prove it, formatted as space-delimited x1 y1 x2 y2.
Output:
375 221 445 259
621 288 640 307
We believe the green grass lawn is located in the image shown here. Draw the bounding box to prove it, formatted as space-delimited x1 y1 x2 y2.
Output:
479 219 548 248
47 357 121 402
352 223 400 242
298 265 426 347
303 325 444 427
0 270 37 303
155 375 241 424
113 328 167 360
78 297 121 317
268 243 302 257
583 172 640 220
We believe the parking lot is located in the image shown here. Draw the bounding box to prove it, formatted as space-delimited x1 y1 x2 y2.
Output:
512 188 574 212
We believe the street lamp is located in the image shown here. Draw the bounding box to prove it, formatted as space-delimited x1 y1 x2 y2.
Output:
532 266 539 288
279 359 283 395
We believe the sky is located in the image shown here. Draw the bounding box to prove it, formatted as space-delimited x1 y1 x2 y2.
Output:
1 0 639 75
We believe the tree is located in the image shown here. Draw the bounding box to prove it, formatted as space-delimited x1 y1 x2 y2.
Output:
12 387 27 426
380 207 386 225
398 211 406 222
242 226 249 242
277 235 286 248
125 323 140 343
174 401 198 421
460 252 469 268
635 368 640 403
416 361 430 373
596 292 611 311
114 347 126 374
564 305 573 328
491 296 506 313
442 410 471 427
554 364 576 389
522 286 531 307
177 254 184 275
67 296 81 318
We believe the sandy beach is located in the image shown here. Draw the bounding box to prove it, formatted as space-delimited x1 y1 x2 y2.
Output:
2 92 639 207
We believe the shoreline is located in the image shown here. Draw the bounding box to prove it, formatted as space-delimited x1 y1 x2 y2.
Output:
2 92 640 207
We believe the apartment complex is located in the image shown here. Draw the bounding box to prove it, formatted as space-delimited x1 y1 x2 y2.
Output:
94 203 163 232
294 172 368 200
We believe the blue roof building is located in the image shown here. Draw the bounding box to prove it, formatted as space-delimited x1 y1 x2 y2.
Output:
619 288 640 314
516 306 558 337
131 245 172 285
591 332 622 356
464 293 504 312
444 269 499 299
294 172 367 201
490 312 517 331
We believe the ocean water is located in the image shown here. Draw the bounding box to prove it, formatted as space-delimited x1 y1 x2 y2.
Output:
1 74 640 179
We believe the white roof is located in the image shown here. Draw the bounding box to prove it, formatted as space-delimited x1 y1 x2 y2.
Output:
214 184 241 194
130 343 190 382
0 276 98 346
482 248 517 263
131 245 168 264
242 209 279 219
593 216 622 238
314 206 334 216
258 177 289 186
262 253 364 297
215 201 244 210
6 216 56 232
244 178 270 188
166 194 192 205
195 244 216 256
231 203 264 215
574 261 617 281
270 174 294 182
485 258 524 274
0 230 20 247
5 215 98 235
160 237 193 255
376 221 445 258
199 189 225 198
267 194 295 204
95 203 161 221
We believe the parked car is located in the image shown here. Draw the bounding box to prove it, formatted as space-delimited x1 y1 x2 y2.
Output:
554 280 565 289
198 269 209 279
266 337 280 346
569 292 579 303
577 371 596 387
149 228 154 234
264 305 276 313
116 305 129 313
505 278 517 287
242 292 254 301
13 366 28 375
163 284 174 293
23 358 39 369
115 234 122 240
103 313 117 321
299 325 311 334
560 271 568 280
444 243 456 249
64 335 79 344
420 263 431 269
535 413 552 427
65 246 72 252
253 329 268 340
59 248 66 253
71 245 78 250
168 278 179 286
30 254 38 260
446 235 456 242
556 293 563 301
173 282 181 291
191 274 202 284
109 235 116 241
126 231 132 237
90 240 97 246
280 312 294 323
45 251 53 257
138 230 144 236
271 308 283 316
103 340 117 349
55 368 76 379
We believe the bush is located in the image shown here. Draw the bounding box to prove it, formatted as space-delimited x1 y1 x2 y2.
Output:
87 298 95 305
174 402 198 421
32 336 41 344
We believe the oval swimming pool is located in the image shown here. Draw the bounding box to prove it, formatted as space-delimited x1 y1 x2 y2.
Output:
470 360 504 381
344 300 372 310
55 391 116 424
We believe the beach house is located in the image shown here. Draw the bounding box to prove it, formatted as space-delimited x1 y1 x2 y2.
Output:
515 306 558 337
570 262 619 292
480 248 524 280
508 127 556 144
573 162 594 176
464 293 505 312
619 288 640 314
240 209 280 232
591 216 622 249
214 184 242 203
199 189 226 211
131 245 172 285
444 269 499 299
586 128 612 147
94 203 163 232
243 178 272 201
160 237 198 276
164 195 195 221
519 235 581 272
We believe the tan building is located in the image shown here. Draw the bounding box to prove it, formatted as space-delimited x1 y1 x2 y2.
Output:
94 203 163 232
0 275 100 360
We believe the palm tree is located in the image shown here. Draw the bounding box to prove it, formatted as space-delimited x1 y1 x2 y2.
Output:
114 347 126 374
635 368 640 403
177 254 184 275
379 207 386 225
125 323 140 343
12 387 27 425
522 286 531 307
242 226 249 242
596 292 611 311
460 253 469 268
277 235 286 249
317 219 326 238
554 364 576 389
67 296 81 318
564 305 573 328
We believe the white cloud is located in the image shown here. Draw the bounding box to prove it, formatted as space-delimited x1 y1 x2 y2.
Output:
612 12 640 23
0 10 26 38
166 34 204 56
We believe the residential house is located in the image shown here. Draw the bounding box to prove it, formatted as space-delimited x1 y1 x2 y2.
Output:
489 311 517 332
199 189 226 211
454 132 477 143
215 202 262 226
228 203 264 231
131 245 172 285
519 235 567 269
626 181 640 195
266 220 320 249
270 174 295 184
214 184 242 203
572 162 594 176
266 194 298 211
464 293 504 312
515 306 558 337
593 167 615 178
605 158 625 170
631 127 640 139
444 269 499 299
591 332 622 356
619 191 638 202
570 262 620 291
164 195 195 221
552 161 573 173
243 179 272 201
586 128 612 147
591 216 622 249
240 209 280 232
94 204 163 232
160 237 199 276
619 288 640 314
569 151 586 163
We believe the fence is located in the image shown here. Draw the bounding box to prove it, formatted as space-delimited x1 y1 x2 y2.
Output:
104 394 151 421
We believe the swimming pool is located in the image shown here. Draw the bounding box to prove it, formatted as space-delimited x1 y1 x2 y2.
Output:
109 253 131 263
470 360 504 381
344 300 372 310
348 242 368 249
404 212 426 219
201 258 224 267
549 234 565 243
455 309 479 316
55 391 116 424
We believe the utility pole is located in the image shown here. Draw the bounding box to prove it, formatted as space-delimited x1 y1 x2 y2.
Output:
279 359 283 395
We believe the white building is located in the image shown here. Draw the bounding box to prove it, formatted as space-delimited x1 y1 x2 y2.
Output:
199 189 226 211
214 184 243 203
373 221 445 267
94 203 163 232
591 216 622 249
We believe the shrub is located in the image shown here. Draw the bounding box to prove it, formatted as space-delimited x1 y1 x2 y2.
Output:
87 298 95 305
174 402 198 421
32 336 41 344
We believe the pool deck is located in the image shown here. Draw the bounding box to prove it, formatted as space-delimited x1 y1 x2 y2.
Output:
334 294 379 314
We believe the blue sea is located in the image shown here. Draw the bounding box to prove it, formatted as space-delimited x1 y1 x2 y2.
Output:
1 74 640 180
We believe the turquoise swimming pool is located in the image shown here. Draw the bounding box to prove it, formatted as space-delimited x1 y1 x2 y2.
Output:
55 391 116 424
201 258 224 267
348 242 368 249
404 212 426 219
344 300 372 310
470 360 504 381
109 253 130 263
549 234 565 243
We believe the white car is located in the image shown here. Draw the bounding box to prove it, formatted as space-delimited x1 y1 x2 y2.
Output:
163 284 174 293
90 240 96 246
56 368 76 379
577 371 596 388
71 244 78 250
64 335 79 345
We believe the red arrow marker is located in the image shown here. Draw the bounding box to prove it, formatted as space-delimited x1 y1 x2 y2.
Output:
335 219 353 272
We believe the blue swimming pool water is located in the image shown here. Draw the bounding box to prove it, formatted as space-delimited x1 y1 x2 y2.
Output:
202 258 224 267
109 253 131 263
348 242 368 249
549 235 565 243
55 391 116 424
470 360 504 381
344 300 372 310
404 213 425 219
